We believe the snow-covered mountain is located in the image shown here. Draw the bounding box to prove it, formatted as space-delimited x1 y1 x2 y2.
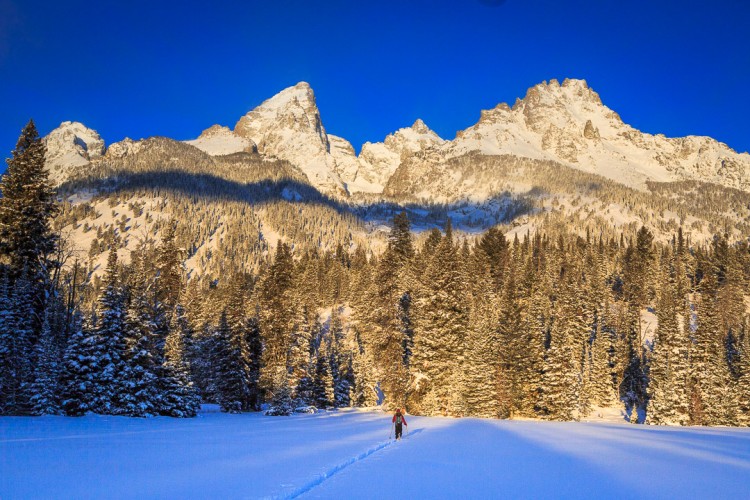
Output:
43 121 105 184
233 82 348 197
45 79 750 199
440 78 750 193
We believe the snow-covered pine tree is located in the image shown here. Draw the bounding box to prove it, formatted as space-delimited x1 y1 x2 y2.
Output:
28 307 63 415
738 319 750 426
523 245 555 416
496 259 526 418
289 303 315 403
647 251 685 425
411 219 469 416
59 317 100 416
119 261 160 417
0 271 35 414
268 366 294 415
692 270 738 425
0 120 58 320
259 242 296 402
0 272 13 413
245 314 263 411
350 328 378 407
462 246 500 418
155 220 183 316
161 303 200 417
90 247 128 415
476 226 509 293
619 304 647 422
363 249 408 408
328 308 352 407
312 348 335 409
542 261 587 421
214 311 252 413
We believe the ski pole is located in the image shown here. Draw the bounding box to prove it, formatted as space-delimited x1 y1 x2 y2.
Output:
389 423 393 440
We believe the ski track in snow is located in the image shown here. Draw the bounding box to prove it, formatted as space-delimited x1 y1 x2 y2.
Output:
276 429 423 499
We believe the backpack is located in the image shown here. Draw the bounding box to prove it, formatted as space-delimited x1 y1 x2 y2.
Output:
396 415 402 424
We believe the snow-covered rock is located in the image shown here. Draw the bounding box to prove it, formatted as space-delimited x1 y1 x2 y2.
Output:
185 125 256 156
44 121 105 184
346 119 445 195
234 82 347 197
105 137 144 159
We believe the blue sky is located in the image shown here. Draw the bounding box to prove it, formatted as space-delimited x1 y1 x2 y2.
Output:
1 0 749 171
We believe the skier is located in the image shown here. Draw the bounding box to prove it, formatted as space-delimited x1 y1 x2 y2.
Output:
392 408 408 440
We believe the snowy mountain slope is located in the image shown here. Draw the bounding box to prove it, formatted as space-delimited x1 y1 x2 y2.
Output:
43 121 105 184
184 124 256 156
234 82 347 197
442 78 750 191
3 409 750 499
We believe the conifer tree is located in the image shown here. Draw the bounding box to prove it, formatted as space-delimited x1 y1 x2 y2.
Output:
266 365 294 415
692 272 737 425
119 264 159 417
496 261 526 418
312 349 335 408
0 120 58 286
411 219 468 416
59 319 99 416
328 309 352 407
90 248 128 414
28 308 62 415
259 242 296 400
647 254 689 425
161 304 200 417
0 271 35 414
351 329 378 407
463 249 500 418
542 270 586 420
737 321 750 426
215 311 253 413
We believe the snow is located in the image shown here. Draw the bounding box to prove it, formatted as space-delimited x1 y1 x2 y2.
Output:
185 126 254 156
2 409 749 499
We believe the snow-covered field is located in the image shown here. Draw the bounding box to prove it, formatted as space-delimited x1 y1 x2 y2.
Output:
2 408 750 499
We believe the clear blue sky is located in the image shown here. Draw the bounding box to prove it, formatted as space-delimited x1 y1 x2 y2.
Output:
1 0 749 172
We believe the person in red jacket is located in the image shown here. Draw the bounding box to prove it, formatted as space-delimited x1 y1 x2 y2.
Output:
392 408 407 440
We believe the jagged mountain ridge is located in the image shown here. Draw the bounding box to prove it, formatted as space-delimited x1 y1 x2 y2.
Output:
45 78 750 200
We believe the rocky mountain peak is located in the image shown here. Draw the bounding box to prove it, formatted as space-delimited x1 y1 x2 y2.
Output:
44 121 106 184
232 82 345 196
411 119 429 134
198 124 233 138
234 82 328 150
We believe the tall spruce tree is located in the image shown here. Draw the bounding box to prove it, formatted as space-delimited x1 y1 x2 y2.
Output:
161 304 200 417
647 253 690 425
215 311 253 413
692 271 738 425
119 262 160 417
0 120 58 284
91 248 128 414
542 267 587 421
410 219 468 416
259 242 296 401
